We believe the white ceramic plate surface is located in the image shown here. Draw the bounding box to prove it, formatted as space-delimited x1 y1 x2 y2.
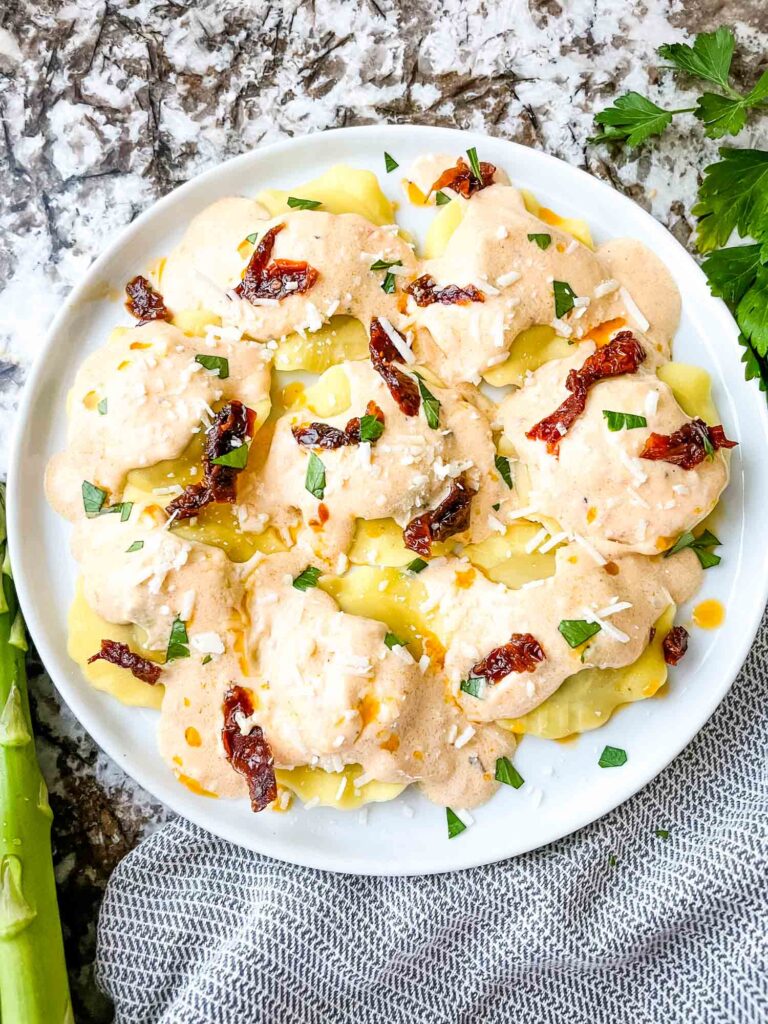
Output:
8 125 768 875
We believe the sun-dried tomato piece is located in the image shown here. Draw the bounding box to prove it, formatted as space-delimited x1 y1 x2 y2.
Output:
406 274 485 307
369 318 421 417
526 330 647 453
662 625 689 666
292 401 386 449
430 156 496 198
125 275 171 322
471 633 545 683
167 400 253 520
235 224 319 304
88 640 163 685
221 685 277 812
639 418 737 470
403 475 476 556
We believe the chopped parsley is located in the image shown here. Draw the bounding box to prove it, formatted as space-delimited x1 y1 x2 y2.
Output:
558 619 601 648
370 259 402 295
527 232 552 250
210 443 249 470
608 853 618 867
466 146 482 179
287 196 321 210
665 528 722 568
495 756 524 789
293 566 322 592
245 232 259 244
553 280 577 319
304 452 326 499
166 617 190 662
406 557 428 574
201 654 212 665
602 410 648 431
460 677 485 699
370 258 402 272
414 373 440 429
384 632 406 650
382 271 396 294
384 152 398 173
118 502 133 522
492 502 501 511
195 354 229 379
435 190 451 206
446 807 467 839
97 398 108 415
359 414 384 443
82 481 107 518
126 540 144 553
494 454 514 489
655 828 670 840
598 745 628 768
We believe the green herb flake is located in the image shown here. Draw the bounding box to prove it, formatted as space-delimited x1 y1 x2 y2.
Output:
370 258 403 272
201 654 212 665
406 557 428 574
435 190 451 206
210 443 249 470
382 271 396 294
384 632 406 650
166 617 190 662
495 756 525 789
558 619 601 649
359 414 385 443
245 232 259 244
126 540 144 553
97 398 108 415
492 502 501 511
304 452 326 499
120 502 133 522
460 677 485 699
446 807 467 839
655 828 670 840
602 410 648 431
287 196 322 210
292 566 322 592
466 146 482 179
414 373 440 429
527 233 552 250
494 454 514 489
82 481 107 518
598 745 628 768
553 280 577 319
384 152 398 173
194 354 229 379
665 528 722 569
608 853 618 867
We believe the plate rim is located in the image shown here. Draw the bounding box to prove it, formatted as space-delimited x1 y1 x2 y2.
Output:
9 123 768 875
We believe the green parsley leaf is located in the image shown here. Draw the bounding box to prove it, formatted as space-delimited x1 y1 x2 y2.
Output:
245 232 259 244
665 528 722 568
406 557 428 574
287 196 322 210
598 745 628 768
126 540 144 553
693 148 768 253
695 92 749 139
602 410 648 431
494 454 514 489
655 828 670 840
740 332 768 393
701 243 762 308
305 452 326 499
195 354 229 378
495 756 524 789
82 480 107 518
435 190 451 206
414 373 440 429
384 632 406 650
591 92 675 148
460 677 485 699
745 69 768 107
446 807 467 839
370 258 402 272
97 397 108 415
166 617 190 662
359 414 384 443
658 27 736 91
210 443 249 469
382 271 396 294
558 619 601 648
553 280 577 319
384 152 398 173
292 566 322 591
120 502 133 522
527 233 552 250
466 146 482 179
738 263 768 357
201 654 212 665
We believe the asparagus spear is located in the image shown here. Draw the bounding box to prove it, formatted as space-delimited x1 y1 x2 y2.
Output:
0 485 72 1022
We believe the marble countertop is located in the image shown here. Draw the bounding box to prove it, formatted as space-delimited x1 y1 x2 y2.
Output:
2 1 766 1019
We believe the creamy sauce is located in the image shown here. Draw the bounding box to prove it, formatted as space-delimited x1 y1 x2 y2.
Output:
46 158 730 817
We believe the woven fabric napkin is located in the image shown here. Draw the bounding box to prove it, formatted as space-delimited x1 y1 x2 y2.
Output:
95 614 768 1024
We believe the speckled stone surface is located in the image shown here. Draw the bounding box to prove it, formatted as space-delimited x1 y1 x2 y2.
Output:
1 1 766 1020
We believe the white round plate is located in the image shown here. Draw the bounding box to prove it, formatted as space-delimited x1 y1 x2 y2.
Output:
9 126 768 875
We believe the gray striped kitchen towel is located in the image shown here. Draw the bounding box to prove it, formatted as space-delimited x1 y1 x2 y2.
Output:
96 613 768 1024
